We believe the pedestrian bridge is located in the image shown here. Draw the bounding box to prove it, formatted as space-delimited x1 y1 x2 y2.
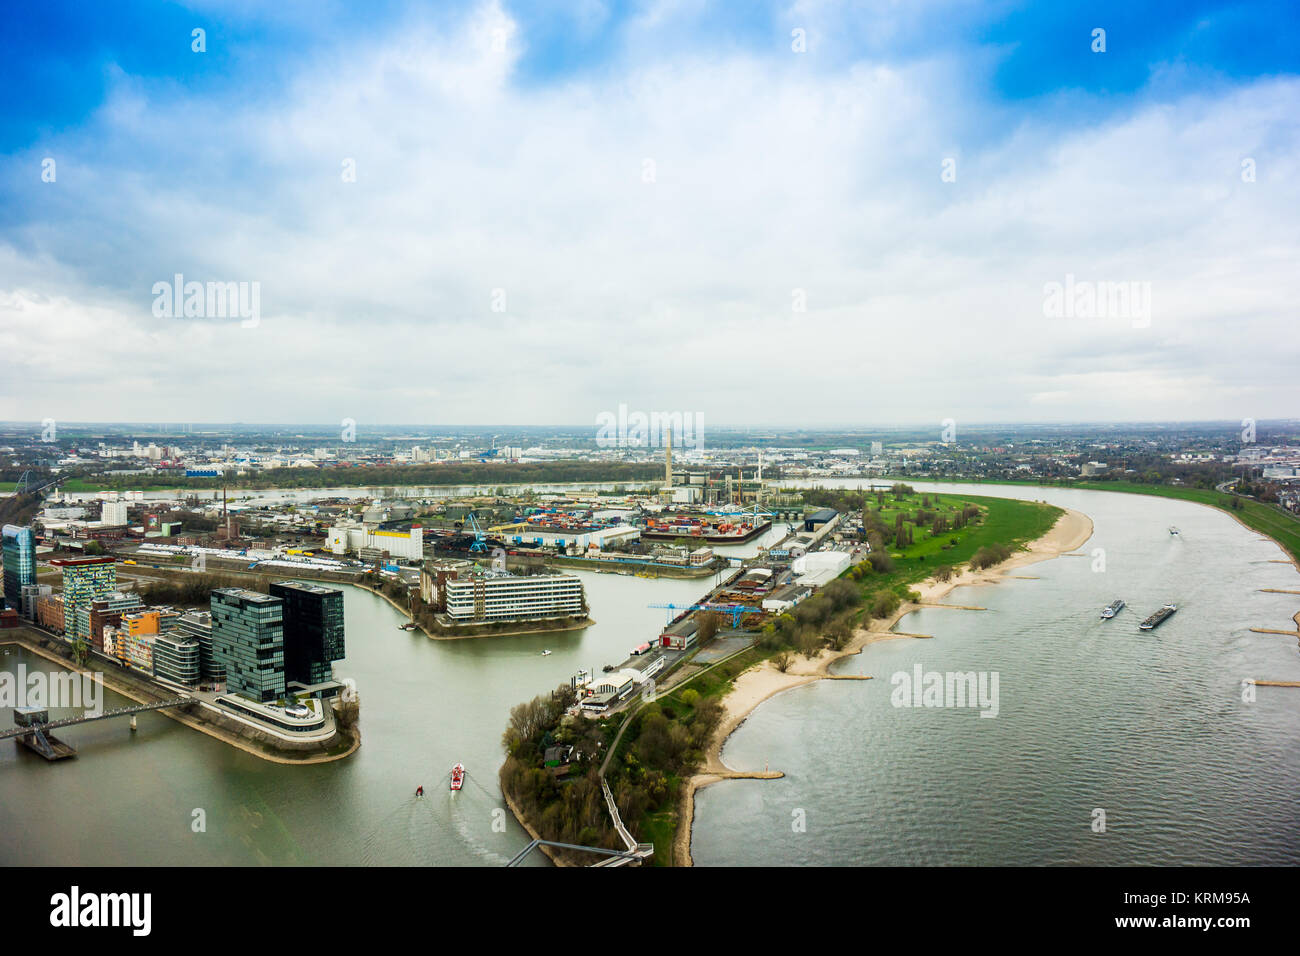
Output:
0 697 192 742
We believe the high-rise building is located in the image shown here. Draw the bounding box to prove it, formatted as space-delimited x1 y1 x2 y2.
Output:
268 580 345 687
51 557 117 642
2 525 37 611
210 588 285 703
101 500 129 527
176 610 223 683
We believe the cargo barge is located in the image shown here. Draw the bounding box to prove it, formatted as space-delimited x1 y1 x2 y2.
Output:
639 514 771 545
1138 603 1178 630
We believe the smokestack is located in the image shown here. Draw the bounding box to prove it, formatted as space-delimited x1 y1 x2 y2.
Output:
665 426 673 490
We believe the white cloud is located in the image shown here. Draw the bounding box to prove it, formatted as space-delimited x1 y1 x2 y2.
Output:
2 1 1298 426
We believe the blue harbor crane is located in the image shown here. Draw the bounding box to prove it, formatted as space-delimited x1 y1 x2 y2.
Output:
464 512 490 553
647 602 762 628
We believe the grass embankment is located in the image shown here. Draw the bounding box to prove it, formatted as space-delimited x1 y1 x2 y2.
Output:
499 486 1062 865
1070 481 1300 566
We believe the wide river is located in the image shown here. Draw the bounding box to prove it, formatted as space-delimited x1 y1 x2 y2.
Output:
2 482 1297 865
692 483 1300 865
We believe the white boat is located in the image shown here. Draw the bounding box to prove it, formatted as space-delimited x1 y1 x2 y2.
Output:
1169 526 1180 535
541 649 551 656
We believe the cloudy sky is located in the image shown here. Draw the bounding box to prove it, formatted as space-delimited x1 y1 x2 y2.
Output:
2 0 1298 427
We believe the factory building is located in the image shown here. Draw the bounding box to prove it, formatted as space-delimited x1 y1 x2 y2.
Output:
327 522 423 561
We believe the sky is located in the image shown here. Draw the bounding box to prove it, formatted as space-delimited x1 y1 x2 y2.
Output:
2 0 1298 428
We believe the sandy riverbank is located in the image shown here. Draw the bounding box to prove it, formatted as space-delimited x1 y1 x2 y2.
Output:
674 506 1094 866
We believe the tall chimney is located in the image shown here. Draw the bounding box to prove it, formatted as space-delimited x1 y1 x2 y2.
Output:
665 426 673 490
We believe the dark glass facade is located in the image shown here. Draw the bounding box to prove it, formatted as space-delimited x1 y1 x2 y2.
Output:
268 580 345 686
210 588 285 703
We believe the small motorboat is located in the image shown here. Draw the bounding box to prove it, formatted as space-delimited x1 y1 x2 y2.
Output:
541 649 551 656
450 763 465 791
1169 526 1180 535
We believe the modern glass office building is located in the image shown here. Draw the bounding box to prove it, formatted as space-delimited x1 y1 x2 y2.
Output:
210 588 285 703
152 633 201 686
176 610 224 682
268 580 345 686
1 525 36 611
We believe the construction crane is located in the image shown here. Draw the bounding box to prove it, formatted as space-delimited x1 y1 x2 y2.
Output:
464 512 490 553
647 602 762 628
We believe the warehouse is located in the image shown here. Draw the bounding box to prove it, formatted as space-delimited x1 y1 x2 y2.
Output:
804 508 839 532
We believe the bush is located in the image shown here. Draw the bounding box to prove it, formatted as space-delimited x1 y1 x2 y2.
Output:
871 591 901 619
969 543 1013 570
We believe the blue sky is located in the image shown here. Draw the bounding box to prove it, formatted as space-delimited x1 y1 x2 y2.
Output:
2 0 1298 425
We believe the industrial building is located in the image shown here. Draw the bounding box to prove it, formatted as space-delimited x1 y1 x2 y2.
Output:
327 522 423 561
494 523 641 553
804 508 839 532
791 550 853 588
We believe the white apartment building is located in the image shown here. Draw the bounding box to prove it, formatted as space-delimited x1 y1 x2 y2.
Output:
439 570 586 624
101 500 129 526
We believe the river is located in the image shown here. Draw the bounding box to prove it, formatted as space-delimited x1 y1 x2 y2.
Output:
3 481 1297 865
690 483 1300 865
0 568 708 865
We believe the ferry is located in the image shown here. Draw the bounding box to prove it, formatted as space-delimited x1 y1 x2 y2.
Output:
1101 599 1125 619
450 763 465 791
1139 604 1178 630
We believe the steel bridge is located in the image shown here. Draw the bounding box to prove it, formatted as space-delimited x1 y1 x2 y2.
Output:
0 697 192 742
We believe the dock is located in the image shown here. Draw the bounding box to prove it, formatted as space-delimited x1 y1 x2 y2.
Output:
15 729 77 760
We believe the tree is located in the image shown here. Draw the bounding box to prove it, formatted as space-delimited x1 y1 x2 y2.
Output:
697 611 721 646
773 650 793 672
